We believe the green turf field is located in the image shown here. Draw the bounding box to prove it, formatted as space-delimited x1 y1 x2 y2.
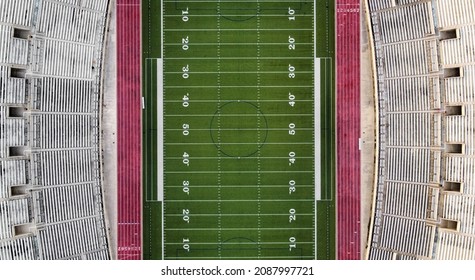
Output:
143 0 335 260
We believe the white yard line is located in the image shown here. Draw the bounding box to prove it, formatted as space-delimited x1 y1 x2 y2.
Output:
164 42 314 45
164 85 314 88
165 228 315 231
168 256 314 259
164 28 313 31
161 0 165 260
164 199 315 203
164 57 315 59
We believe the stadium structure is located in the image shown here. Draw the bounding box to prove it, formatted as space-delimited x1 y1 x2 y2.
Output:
1 0 475 261
0 0 110 259
365 0 475 259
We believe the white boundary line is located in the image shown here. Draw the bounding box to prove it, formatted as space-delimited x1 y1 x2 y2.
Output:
313 0 317 259
164 199 315 202
165 241 315 245
164 85 314 88
165 57 314 60
165 185 316 188
169 256 315 259
161 0 164 261
164 42 314 45
161 0 164 59
157 59 164 203
165 228 315 231
163 14 315 17
164 28 314 31
315 58 321 202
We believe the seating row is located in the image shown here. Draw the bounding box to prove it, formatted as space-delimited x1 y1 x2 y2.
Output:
32 114 92 149
0 66 27 106
0 0 110 260
442 193 475 235
43 39 95 79
31 77 93 112
436 230 475 259
38 217 105 260
440 25 475 67
387 112 432 147
386 147 432 183
378 215 434 257
0 107 27 159
0 0 33 27
382 40 430 78
385 76 435 112
367 0 394 12
31 149 93 187
436 0 475 29
0 235 37 260
367 0 475 260
377 1 434 44
384 182 429 219
37 183 96 224
0 199 30 240
0 160 27 199
37 1 103 45
444 156 475 195
0 25 28 65
51 0 109 12
444 66 475 104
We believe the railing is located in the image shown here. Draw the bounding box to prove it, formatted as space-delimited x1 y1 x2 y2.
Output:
369 12 390 248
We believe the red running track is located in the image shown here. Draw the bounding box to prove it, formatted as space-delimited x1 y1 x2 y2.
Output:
117 0 142 260
336 0 361 260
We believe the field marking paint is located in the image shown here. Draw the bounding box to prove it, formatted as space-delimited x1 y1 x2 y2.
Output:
315 58 321 201
164 199 315 203
164 128 316 131
161 0 164 260
165 113 314 117
164 85 314 88
313 1 316 259
165 228 315 231
170 256 314 260
163 14 315 17
157 58 164 203
165 57 314 60
164 42 314 46
164 213 316 216
165 171 315 174
164 70 315 74
165 156 315 160
165 241 315 245
164 185 316 188
164 142 315 145
164 99 316 103
161 0 164 59
164 28 314 31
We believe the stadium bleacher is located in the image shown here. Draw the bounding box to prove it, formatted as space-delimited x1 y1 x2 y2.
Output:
366 0 475 259
0 0 110 259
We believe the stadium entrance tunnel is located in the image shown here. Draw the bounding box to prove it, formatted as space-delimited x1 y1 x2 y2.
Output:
210 101 268 158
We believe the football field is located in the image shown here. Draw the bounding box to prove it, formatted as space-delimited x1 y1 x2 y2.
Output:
143 0 335 260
